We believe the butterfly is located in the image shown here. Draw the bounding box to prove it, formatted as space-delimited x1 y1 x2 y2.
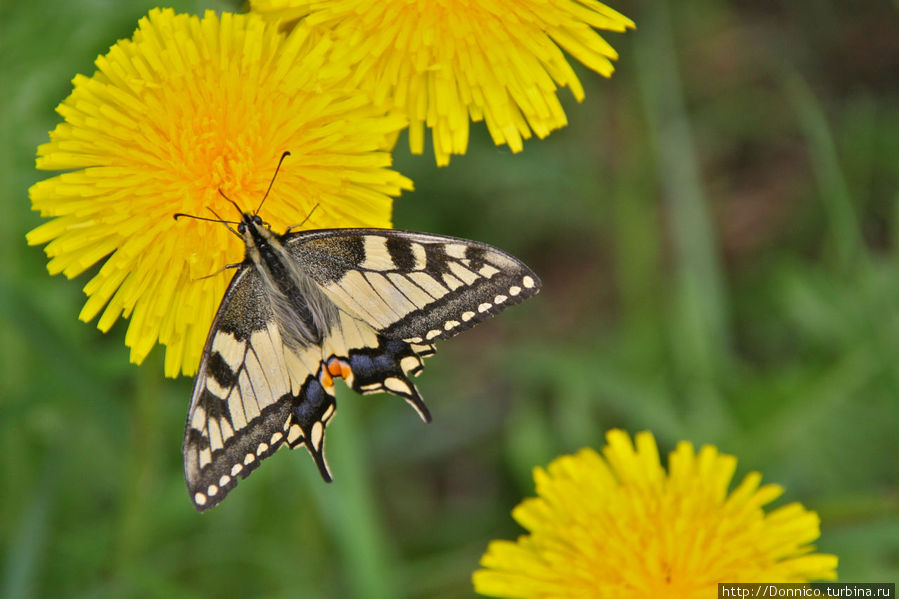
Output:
181 175 540 512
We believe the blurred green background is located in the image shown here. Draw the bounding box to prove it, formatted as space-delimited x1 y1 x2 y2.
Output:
2 0 897 597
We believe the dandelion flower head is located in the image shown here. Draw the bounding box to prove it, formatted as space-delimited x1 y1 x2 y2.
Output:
473 430 838 598
251 0 635 165
27 9 412 377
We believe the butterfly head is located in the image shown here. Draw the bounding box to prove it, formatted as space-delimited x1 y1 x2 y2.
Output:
236 213 265 236
237 211 282 264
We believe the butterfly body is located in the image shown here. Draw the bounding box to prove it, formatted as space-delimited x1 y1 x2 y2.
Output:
183 212 540 511
240 213 337 347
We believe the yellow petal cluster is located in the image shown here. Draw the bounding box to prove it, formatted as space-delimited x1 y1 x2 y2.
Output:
27 8 412 377
474 430 838 598
251 0 634 165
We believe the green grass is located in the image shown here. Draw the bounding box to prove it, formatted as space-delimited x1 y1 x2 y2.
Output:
2 0 897 597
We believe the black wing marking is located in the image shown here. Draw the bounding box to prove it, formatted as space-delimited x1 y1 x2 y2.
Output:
283 229 541 343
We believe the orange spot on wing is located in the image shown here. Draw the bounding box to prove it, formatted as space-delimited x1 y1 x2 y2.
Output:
326 358 352 380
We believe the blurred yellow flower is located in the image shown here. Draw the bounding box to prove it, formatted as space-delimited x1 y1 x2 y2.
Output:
27 8 412 377
473 430 838 599
251 0 634 165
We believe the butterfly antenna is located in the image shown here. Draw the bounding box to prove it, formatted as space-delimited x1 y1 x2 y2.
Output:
173 212 240 227
217 188 246 219
255 151 291 216
173 209 243 238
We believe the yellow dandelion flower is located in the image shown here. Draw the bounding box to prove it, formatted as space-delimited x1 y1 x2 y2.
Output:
27 8 412 377
473 430 838 599
250 0 634 165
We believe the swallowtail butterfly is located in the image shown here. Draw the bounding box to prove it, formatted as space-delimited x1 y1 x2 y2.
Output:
182 189 540 512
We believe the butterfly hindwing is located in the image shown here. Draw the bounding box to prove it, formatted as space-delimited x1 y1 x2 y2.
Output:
342 336 435 421
183 217 540 512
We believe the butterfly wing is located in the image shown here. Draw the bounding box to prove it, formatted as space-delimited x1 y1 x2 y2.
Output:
285 229 541 344
183 266 343 511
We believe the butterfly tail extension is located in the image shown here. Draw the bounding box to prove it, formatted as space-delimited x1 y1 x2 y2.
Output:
344 337 435 423
284 360 341 482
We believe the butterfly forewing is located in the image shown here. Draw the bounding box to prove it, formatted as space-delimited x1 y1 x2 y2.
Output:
285 229 541 343
183 218 540 512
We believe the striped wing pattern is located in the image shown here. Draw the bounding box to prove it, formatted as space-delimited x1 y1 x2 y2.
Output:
286 229 540 343
183 226 540 511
